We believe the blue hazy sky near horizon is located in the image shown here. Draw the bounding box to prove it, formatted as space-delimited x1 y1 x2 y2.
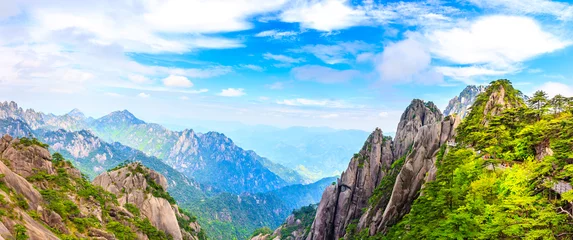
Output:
1 0 573 132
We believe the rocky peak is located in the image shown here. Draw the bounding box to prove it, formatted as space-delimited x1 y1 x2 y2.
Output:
393 99 443 160
0 101 45 129
443 85 486 118
66 108 86 120
98 110 145 125
306 128 394 240
93 162 201 240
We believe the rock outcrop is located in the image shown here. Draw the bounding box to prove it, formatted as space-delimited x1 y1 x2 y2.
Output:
0 134 205 240
307 99 444 240
361 115 460 234
94 162 203 240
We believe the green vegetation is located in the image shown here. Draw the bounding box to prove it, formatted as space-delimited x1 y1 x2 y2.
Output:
380 80 573 239
280 205 316 239
251 227 273 238
17 137 49 149
14 224 28 240
106 221 137 240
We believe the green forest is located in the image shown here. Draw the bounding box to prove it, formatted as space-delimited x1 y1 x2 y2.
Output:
341 80 573 239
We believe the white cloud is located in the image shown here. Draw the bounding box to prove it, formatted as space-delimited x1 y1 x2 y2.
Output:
426 15 570 67
434 65 519 80
276 98 361 108
538 81 573 97
128 74 150 84
280 0 367 31
263 53 304 64
180 96 189 100
297 41 374 64
468 0 573 21
240 64 264 71
378 112 389 117
320 113 339 118
163 75 193 87
259 96 270 101
255 30 298 39
218 88 246 97
376 35 442 84
356 52 375 63
62 69 94 82
291 65 360 84
138 92 150 98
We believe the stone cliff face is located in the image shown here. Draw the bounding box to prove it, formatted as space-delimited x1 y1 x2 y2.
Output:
359 116 460 235
0 134 205 240
94 162 203 240
306 99 445 240
443 85 486 118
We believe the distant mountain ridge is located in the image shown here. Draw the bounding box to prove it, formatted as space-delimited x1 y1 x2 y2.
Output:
443 85 486 118
0 101 307 194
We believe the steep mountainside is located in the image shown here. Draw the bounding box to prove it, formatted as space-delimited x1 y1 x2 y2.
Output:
443 85 485 118
0 117 332 240
306 99 447 239
306 79 573 239
0 134 204 240
0 102 306 194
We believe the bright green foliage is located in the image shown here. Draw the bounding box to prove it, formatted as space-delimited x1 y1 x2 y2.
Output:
14 224 28 240
280 205 316 239
383 79 573 239
250 227 273 238
17 137 49 149
106 221 137 240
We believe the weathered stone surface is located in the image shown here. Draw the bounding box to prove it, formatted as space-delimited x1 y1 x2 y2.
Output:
93 163 184 240
369 116 460 234
307 100 447 240
393 100 442 159
307 128 394 240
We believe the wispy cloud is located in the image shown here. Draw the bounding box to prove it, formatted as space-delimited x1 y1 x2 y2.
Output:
255 30 299 39
295 41 374 64
291 65 360 84
138 92 150 98
263 53 304 64
276 98 363 109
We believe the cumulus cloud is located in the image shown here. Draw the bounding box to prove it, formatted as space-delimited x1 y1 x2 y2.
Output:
218 88 246 97
375 35 442 84
280 0 367 31
291 65 360 84
163 75 193 87
426 15 570 78
538 81 573 97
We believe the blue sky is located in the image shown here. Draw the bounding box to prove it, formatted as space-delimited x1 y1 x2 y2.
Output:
1 0 572 132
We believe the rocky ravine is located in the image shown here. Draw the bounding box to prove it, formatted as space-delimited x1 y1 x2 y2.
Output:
94 162 204 240
305 99 460 239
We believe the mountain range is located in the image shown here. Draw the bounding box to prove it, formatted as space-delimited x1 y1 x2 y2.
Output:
0 101 336 239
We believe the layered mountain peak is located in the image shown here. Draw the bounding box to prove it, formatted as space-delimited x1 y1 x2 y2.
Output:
443 85 486 118
99 110 145 125
66 108 85 120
